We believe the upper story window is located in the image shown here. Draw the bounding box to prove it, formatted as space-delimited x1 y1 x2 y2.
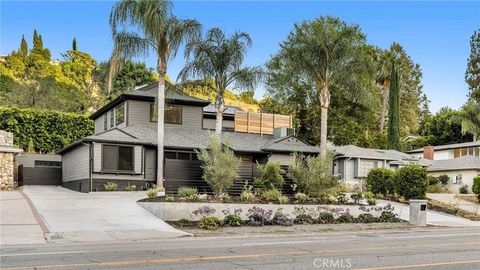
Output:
150 103 182 125
103 115 108 131
102 145 134 172
110 110 114 128
115 103 125 125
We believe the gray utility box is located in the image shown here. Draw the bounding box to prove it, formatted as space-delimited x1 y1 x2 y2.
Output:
409 199 427 226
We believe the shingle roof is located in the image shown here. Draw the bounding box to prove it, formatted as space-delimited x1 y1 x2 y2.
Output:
59 125 318 154
408 141 480 153
428 155 480 172
333 145 414 160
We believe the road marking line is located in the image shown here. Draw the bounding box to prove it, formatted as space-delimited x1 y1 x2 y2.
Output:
0 251 88 257
357 259 480 270
2 241 480 269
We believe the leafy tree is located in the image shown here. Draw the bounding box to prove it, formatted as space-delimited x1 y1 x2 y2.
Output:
419 107 471 145
269 16 374 157
388 61 401 150
178 28 262 134
31 30 51 60
454 101 480 141
72 38 77 51
196 135 241 196
466 29 480 101
254 162 285 190
19 35 28 60
109 0 201 186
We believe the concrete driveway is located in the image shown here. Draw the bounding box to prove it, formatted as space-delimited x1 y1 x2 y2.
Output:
22 186 189 242
0 191 46 245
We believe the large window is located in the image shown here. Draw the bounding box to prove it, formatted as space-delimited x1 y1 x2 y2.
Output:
102 145 134 172
115 103 125 125
150 103 182 124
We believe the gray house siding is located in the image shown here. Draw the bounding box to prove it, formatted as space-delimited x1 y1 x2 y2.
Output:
145 148 156 180
93 102 127 134
127 100 203 129
203 118 234 130
268 153 291 165
62 144 90 182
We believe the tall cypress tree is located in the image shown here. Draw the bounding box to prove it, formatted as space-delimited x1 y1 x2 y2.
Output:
72 38 77 51
388 61 401 150
19 35 28 58
32 30 42 50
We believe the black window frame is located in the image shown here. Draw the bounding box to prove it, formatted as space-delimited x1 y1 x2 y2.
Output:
101 144 135 173
115 103 125 126
150 103 182 125
34 160 62 167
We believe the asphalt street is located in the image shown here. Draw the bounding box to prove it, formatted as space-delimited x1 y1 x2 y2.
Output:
1 227 480 270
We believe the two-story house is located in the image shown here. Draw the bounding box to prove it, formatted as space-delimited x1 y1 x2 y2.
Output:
58 82 319 192
408 142 480 193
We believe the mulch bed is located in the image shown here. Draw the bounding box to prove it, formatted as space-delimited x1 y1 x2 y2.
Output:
428 199 480 221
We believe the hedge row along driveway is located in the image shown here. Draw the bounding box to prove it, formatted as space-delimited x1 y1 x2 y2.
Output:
0 107 93 153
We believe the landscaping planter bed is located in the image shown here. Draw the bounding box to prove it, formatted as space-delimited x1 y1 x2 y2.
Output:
138 201 393 222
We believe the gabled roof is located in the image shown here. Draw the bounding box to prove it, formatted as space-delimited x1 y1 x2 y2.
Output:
428 155 480 172
58 125 319 155
408 141 480 153
90 82 210 119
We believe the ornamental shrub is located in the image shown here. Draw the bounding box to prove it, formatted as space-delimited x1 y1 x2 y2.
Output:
378 211 400 222
336 213 354 223
198 216 220 230
438 175 450 186
459 185 469 194
288 152 339 198
357 213 376 223
104 182 118 191
0 107 93 153
272 210 294 226
146 188 158 199
473 176 480 200
254 162 284 190
366 168 394 196
223 214 243 226
177 187 198 198
317 212 335 224
261 189 289 204
393 165 427 200
196 135 241 196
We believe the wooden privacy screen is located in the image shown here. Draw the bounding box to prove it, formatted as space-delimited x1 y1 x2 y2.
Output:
234 111 292 135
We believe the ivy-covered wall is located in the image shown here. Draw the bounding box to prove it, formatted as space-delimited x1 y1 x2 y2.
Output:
0 107 93 153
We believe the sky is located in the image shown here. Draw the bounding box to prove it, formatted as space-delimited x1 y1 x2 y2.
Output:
1 1 479 113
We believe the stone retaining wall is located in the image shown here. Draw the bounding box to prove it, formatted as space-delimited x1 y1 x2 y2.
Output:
0 130 21 190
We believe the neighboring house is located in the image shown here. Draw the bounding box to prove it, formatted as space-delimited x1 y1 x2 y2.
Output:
427 155 480 193
408 141 480 160
333 145 424 187
58 82 318 193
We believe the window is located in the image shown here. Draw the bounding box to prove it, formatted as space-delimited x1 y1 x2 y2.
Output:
164 151 197 160
102 145 134 172
34 160 62 167
103 115 107 131
115 103 125 126
150 103 182 124
110 110 114 128
178 152 190 160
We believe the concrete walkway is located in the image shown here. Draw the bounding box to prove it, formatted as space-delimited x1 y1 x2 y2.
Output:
378 199 480 227
0 191 46 245
22 186 190 243
427 193 479 215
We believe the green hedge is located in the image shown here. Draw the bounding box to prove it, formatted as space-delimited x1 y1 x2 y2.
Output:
0 107 93 153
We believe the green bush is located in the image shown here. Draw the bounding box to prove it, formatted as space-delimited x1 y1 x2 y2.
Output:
367 198 377 205
350 192 364 204
125 184 137 191
427 184 442 193
240 190 255 202
178 218 191 227
223 214 243 226
393 165 427 200
196 135 241 196
336 213 354 223
261 189 289 204
294 213 314 224
357 213 376 223
473 176 480 200
438 175 450 186
288 152 339 198
104 182 118 191
165 195 175 202
198 216 220 230
177 187 198 198
146 188 158 199
0 107 93 153
378 211 400 222
318 212 335 224
254 162 284 190
459 185 469 194
294 192 308 203
366 168 394 196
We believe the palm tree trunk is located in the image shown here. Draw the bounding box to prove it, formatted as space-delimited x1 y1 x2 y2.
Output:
319 84 330 158
156 67 166 187
215 89 224 134
379 80 389 133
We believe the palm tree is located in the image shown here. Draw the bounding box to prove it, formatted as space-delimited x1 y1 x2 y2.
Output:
178 28 263 134
455 101 480 141
277 16 373 157
109 0 201 187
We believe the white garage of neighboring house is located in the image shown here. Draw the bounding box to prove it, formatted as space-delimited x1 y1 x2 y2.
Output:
17 154 62 186
427 155 480 193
